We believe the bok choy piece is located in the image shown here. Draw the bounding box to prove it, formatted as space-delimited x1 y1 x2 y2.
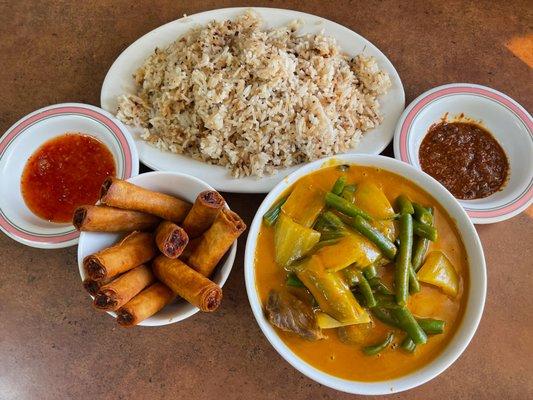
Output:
274 213 320 268
295 256 370 324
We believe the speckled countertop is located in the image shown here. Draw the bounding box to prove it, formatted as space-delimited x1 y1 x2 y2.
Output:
0 1 532 399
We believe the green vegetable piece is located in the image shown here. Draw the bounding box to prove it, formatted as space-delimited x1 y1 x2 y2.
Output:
371 308 400 328
408 264 420 294
401 336 416 353
413 220 438 242
331 176 347 196
274 213 321 268
363 264 378 280
321 211 344 230
354 269 377 308
286 273 305 287
395 213 413 306
263 196 288 226
363 332 394 356
390 306 427 345
350 215 397 260
325 192 373 221
369 278 393 295
296 256 370 324
340 185 357 203
413 203 433 225
396 194 414 215
412 236 431 272
417 318 445 335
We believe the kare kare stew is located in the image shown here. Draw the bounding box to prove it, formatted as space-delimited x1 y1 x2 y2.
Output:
254 164 468 381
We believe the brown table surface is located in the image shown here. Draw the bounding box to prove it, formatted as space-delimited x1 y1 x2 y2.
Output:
1 1 532 399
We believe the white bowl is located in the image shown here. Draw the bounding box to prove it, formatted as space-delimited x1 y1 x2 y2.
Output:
393 83 533 224
77 171 237 327
0 103 139 249
244 154 486 395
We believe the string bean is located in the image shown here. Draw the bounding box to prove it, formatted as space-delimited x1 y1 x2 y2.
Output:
395 213 413 305
263 196 287 226
363 332 394 355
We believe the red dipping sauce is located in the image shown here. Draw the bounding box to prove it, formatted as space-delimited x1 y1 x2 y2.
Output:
21 133 116 223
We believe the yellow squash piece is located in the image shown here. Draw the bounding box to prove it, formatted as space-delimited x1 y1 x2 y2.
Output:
316 232 381 271
281 177 325 228
354 181 396 240
296 255 370 324
417 251 459 297
274 212 320 268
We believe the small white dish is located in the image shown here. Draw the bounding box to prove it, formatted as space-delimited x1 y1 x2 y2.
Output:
393 83 533 224
244 154 486 395
77 171 237 327
100 7 405 193
0 103 139 249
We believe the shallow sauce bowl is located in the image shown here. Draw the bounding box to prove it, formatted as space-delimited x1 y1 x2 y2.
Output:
77 171 237 327
0 103 139 249
393 83 533 224
244 154 486 394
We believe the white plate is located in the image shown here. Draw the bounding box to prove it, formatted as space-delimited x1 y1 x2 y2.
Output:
0 103 139 249
393 83 533 224
244 154 486 394
77 171 237 326
101 7 405 193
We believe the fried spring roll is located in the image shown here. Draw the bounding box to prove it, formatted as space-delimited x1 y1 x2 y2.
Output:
93 265 155 311
155 221 189 258
182 190 225 238
116 282 176 327
100 177 191 223
83 231 157 281
185 209 246 277
73 205 160 232
152 255 222 312
82 276 112 296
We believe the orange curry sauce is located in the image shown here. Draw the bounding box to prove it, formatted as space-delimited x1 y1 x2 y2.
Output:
254 165 468 382
21 133 116 223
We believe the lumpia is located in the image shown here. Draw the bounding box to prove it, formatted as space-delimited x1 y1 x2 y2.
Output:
73 205 160 232
100 177 191 223
182 190 225 238
82 276 112 296
83 231 157 281
93 265 155 311
155 221 189 258
185 209 246 277
116 282 176 327
152 255 222 312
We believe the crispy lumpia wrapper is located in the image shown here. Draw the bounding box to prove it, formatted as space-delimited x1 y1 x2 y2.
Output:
117 282 176 327
155 221 189 258
182 190 225 238
73 205 160 232
152 255 222 312
100 177 191 223
83 231 157 281
93 265 155 311
83 276 112 296
186 209 246 277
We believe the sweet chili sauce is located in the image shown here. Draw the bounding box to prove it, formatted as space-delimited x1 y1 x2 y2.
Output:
21 133 116 223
